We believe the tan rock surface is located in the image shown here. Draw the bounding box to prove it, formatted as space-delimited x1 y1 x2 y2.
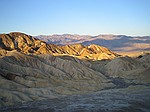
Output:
0 51 114 107
0 32 149 109
0 32 118 60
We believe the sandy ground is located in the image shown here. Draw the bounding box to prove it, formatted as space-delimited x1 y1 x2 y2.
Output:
1 85 150 112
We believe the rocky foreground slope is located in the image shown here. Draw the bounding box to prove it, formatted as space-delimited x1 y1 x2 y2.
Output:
0 32 150 111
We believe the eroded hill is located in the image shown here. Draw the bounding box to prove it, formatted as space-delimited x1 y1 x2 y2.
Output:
0 32 150 111
0 32 118 60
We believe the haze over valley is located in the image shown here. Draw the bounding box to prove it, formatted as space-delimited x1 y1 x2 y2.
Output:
36 34 150 52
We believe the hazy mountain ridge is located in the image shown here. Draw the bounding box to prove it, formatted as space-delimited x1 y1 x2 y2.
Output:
36 34 150 52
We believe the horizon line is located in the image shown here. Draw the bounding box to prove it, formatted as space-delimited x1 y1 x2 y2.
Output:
0 31 150 37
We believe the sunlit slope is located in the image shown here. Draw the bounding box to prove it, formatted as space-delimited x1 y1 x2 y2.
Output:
0 32 118 60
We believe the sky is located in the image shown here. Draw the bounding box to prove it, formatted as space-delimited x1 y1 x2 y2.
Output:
0 0 150 36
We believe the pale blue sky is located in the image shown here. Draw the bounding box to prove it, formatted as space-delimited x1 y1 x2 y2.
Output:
0 0 150 36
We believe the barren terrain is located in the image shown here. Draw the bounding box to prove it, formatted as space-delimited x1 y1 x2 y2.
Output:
0 32 150 112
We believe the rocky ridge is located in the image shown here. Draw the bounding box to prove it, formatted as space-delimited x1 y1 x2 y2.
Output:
0 32 118 60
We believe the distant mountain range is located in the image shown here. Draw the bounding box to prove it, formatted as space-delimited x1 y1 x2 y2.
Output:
35 34 150 52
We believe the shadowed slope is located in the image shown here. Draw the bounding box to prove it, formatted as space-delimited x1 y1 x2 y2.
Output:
105 55 150 84
0 50 114 107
